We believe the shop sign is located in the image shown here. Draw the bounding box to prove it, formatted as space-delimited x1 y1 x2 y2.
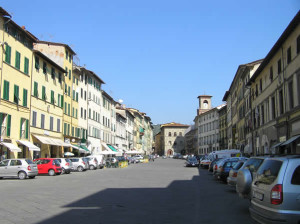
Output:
279 136 286 142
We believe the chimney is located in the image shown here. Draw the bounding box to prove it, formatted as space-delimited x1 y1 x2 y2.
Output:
21 26 25 30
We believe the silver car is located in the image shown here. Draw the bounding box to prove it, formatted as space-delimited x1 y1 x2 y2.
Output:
0 159 38 179
82 157 98 170
69 158 89 172
56 158 73 174
249 156 300 224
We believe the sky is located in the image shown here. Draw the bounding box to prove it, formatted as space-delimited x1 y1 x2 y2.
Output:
1 1 299 125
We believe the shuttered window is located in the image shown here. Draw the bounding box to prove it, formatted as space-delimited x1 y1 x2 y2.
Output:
42 86 46 101
23 89 28 107
5 44 11 64
24 57 29 74
51 90 54 104
35 55 39 69
34 82 38 97
14 85 19 104
15 51 21 69
6 115 11 137
3 80 9 100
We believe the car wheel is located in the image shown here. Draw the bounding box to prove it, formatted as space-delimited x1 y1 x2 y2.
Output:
66 170 71 174
48 169 55 176
18 171 27 180
61 168 65 174
90 165 95 170
77 166 84 172
28 176 36 179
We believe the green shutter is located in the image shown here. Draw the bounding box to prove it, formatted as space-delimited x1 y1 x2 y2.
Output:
68 86 70 96
20 118 23 138
15 51 21 69
7 114 11 136
76 93 78 102
24 57 29 74
51 90 54 104
0 113 3 134
68 104 70 116
3 80 9 100
14 85 19 104
42 86 46 101
5 44 11 64
34 82 38 97
25 119 29 139
64 123 67 135
69 70 71 80
61 95 64 108
23 89 28 107
35 56 39 69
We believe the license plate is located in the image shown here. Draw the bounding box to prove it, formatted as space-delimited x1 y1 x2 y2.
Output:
253 191 264 200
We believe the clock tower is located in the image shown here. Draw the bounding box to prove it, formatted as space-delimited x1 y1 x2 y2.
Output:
197 95 212 115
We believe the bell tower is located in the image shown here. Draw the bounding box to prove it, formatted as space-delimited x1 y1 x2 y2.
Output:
197 95 212 114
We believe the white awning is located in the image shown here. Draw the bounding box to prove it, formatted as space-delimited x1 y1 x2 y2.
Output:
1 142 22 152
99 150 117 155
126 150 141 154
32 135 67 147
17 140 40 151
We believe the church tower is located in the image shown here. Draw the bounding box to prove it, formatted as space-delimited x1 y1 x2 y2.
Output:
197 95 212 115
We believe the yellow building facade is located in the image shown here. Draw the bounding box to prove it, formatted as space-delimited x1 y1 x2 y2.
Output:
30 50 67 158
0 9 39 160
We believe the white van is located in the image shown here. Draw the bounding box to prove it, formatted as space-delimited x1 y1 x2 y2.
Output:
208 149 241 160
87 154 105 169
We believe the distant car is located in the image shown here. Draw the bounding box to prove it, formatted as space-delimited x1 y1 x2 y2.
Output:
209 158 221 172
215 157 248 182
200 156 211 168
185 157 199 167
128 156 138 164
56 158 73 174
133 155 144 160
69 158 89 172
227 160 247 187
87 155 105 169
33 158 62 176
83 157 98 170
0 159 38 179
249 156 300 224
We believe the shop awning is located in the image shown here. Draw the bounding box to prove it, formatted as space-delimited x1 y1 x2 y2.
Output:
1 142 22 152
17 140 40 151
70 144 86 153
101 142 111 151
80 145 89 152
32 135 70 147
107 144 118 152
99 150 117 155
271 142 284 149
126 150 141 154
281 135 300 146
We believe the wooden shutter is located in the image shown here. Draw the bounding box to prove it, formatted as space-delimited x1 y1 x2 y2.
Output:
42 86 46 101
24 57 29 74
14 85 19 104
20 118 23 138
61 95 64 108
34 82 38 97
25 119 29 139
7 114 11 136
23 89 28 107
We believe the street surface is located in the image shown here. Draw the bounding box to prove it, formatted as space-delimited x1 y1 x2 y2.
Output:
0 158 255 224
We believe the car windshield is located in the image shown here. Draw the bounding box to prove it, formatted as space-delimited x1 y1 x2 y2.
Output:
53 160 60 165
256 160 282 185
188 157 197 162
65 159 71 162
25 159 33 164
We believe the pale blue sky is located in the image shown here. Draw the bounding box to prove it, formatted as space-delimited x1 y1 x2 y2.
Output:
1 1 299 125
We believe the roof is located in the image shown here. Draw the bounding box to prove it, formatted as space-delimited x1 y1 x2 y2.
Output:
4 18 38 42
222 91 230 101
249 11 300 83
161 122 190 128
197 95 212 98
34 50 66 73
101 90 114 102
37 40 76 55
0 7 11 17
75 65 105 84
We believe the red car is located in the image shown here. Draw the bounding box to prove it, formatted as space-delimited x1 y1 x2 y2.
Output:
33 158 62 176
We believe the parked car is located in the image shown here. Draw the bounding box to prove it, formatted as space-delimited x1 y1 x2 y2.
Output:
128 156 139 164
209 158 221 172
249 156 300 224
87 155 105 169
200 156 211 168
83 157 98 170
185 157 199 167
0 159 38 179
69 158 89 172
56 158 73 174
227 160 247 187
133 155 144 161
214 157 247 182
236 156 266 199
33 158 62 176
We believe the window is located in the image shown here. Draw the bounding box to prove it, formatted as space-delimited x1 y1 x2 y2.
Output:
89 109 91 119
279 89 284 115
64 84 67 94
13 85 19 104
24 57 29 74
57 119 60 132
261 105 264 125
269 66 273 82
271 96 276 120
35 55 39 69
65 67 68 76
81 108 83 118
34 82 38 97
64 102 67 114
259 79 262 92
15 51 21 69
51 91 54 104
50 117 53 131
84 109 86 120
76 92 78 102
168 132 171 137
42 86 46 101
5 44 11 64
288 81 294 109
72 90 75 100
287 47 291 64
73 76 75 84
68 104 70 116
174 132 177 137
43 62 47 74
69 70 71 80
20 118 29 139
41 114 45 129
32 111 37 127
297 35 300 54
72 107 74 117
66 50 68 59
23 89 27 107
81 88 83 98
58 73 62 83
68 86 70 96
277 59 282 74
291 166 300 185
84 91 87 100
64 123 67 135
256 160 282 185
3 80 9 100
